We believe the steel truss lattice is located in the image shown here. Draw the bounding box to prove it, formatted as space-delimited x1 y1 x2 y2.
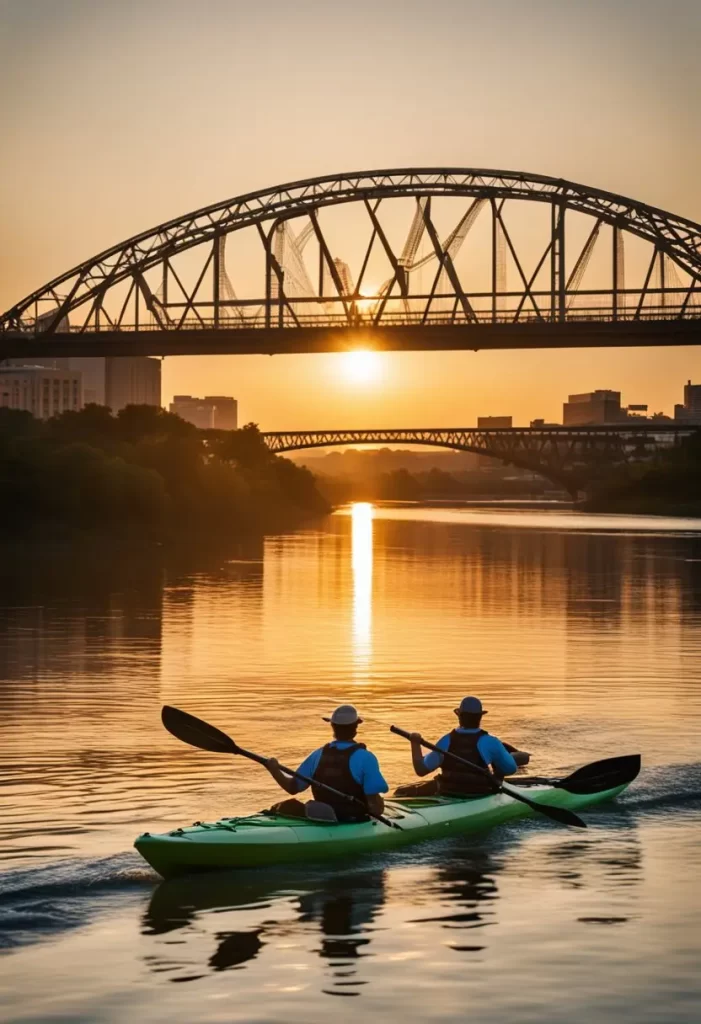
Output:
2 168 701 349
263 424 699 494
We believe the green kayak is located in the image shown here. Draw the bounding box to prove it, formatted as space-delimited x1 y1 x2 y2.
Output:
135 754 640 879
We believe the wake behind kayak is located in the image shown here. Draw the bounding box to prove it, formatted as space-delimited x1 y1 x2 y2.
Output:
134 755 640 879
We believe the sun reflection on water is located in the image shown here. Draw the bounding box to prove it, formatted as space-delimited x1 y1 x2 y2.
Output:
351 502 373 679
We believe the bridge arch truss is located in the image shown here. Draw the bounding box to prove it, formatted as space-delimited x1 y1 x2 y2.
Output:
263 425 698 496
2 169 701 355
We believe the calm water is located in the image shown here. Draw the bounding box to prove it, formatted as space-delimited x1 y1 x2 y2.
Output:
1 503 701 1023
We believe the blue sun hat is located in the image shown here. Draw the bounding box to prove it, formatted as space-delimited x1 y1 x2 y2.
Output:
454 696 487 715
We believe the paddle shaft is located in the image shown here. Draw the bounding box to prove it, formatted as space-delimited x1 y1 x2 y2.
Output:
161 705 401 830
233 743 401 830
159 707 402 832
390 725 512 789
390 725 586 827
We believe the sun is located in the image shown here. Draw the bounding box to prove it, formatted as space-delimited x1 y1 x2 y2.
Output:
355 283 380 317
339 349 383 385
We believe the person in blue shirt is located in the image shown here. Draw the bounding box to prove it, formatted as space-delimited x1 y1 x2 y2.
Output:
265 704 388 822
398 696 521 797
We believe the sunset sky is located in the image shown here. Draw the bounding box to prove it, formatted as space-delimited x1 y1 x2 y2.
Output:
2 0 701 428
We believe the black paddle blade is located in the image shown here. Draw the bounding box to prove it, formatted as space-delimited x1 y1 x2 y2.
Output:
503 786 587 828
161 705 238 755
556 754 641 795
525 800 587 828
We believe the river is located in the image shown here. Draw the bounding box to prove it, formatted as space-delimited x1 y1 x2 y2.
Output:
1 503 701 1022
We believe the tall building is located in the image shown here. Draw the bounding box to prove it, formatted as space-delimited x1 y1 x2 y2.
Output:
0 366 82 419
169 394 238 430
169 396 216 429
563 390 626 426
66 358 107 405
2 356 161 411
675 381 701 423
105 357 161 412
477 416 512 428
204 396 238 430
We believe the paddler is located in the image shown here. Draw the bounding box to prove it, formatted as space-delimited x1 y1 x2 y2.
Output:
265 704 389 822
396 696 524 797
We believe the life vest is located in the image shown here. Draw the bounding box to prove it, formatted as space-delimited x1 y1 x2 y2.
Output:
311 742 369 821
438 729 494 796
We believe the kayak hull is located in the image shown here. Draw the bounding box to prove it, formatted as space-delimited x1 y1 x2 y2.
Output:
135 778 632 880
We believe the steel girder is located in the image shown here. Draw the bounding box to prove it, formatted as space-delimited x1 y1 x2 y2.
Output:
3 168 701 336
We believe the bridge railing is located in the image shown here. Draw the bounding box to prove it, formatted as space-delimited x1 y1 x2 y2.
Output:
6 301 701 335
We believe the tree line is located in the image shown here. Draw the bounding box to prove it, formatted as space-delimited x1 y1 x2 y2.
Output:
0 405 329 535
586 430 701 514
315 465 560 503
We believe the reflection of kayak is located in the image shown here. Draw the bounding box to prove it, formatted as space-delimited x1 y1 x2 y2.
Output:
134 755 640 879
145 864 387 937
143 867 390 982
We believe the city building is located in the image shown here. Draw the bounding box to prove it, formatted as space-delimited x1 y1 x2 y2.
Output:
624 405 671 423
169 394 238 430
105 357 161 412
66 358 107 405
477 416 512 429
675 381 701 424
0 365 82 419
563 390 627 426
475 416 512 469
3 356 161 411
169 396 216 429
204 396 238 430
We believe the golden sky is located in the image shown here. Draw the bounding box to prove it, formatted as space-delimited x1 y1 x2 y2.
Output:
2 0 701 427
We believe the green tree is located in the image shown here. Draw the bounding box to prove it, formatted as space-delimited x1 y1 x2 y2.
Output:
1 406 329 535
116 404 196 444
0 407 38 441
211 422 273 469
47 404 116 445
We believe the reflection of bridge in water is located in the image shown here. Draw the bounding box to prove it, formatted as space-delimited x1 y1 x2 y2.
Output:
263 425 700 497
2 168 701 358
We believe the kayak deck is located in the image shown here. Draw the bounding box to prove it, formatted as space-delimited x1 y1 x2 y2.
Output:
135 761 639 879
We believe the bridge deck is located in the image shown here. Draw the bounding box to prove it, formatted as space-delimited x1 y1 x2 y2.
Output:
2 319 700 359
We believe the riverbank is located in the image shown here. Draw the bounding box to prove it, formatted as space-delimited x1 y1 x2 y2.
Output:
315 465 568 504
584 496 701 516
377 497 573 510
0 407 329 539
582 429 701 516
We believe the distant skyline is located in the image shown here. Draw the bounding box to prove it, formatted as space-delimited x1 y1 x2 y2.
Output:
2 0 701 428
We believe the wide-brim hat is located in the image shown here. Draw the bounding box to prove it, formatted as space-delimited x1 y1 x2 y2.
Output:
454 696 487 715
323 704 363 725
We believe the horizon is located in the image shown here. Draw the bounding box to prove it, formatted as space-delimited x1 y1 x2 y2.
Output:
2 0 701 428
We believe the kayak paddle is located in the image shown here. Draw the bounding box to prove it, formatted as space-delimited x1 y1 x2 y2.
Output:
552 754 641 795
390 725 587 828
161 705 403 831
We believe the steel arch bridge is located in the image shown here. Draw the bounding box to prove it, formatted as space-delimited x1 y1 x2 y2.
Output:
262 425 699 497
2 167 701 359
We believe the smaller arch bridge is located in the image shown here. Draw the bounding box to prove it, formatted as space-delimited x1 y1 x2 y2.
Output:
263 425 699 497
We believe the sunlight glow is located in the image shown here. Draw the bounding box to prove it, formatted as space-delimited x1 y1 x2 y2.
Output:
355 285 380 316
339 349 383 385
351 502 373 679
